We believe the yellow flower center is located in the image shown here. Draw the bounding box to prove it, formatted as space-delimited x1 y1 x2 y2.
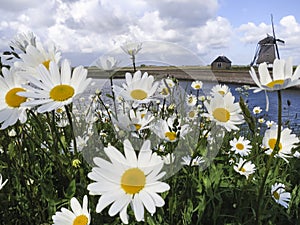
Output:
266 79 284 88
43 60 51 70
273 191 280 200
239 167 246 172
212 108 230 122
236 143 244 150
165 131 177 141
194 84 201 89
121 168 146 194
161 87 169 96
188 96 194 104
73 214 88 225
134 124 142 131
130 89 147 100
188 111 196 118
218 90 226 96
5 87 27 108
49 84 75 101
268 138 282 151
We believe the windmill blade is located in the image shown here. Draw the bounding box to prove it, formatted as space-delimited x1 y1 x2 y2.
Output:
271 14 281 59
276 38 285 44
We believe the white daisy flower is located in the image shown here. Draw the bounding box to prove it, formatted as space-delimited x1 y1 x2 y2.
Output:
253 106 262 115
233 158 256 179
230 136 252 157
10 31 36 53
87 139 170 224
0 67 28 129
293 151 300 158
14 42 61 77
52 195 90 225
186 94 197 106
19 60 92 113
113 71 158 106
191 80 203 90
186 108 198 121
95 56 119 72
266 120 275 128
210 84 230 97
203 92 244 131
0 173 8 190
181 155 204 166
162 153 175 165
113 109 154 133
262 126 299 162
121 42 142 58
258 118 265 124
69 135 89 152
152 117 189 142
8 129 17 137
249 58 300 92
164 78 175 88
271 183 291 208
157 78 175 98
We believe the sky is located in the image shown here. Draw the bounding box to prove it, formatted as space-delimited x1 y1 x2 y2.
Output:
1 0 300 67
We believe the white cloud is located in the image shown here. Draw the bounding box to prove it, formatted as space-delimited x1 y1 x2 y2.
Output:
6 0 300 66
238 22 271 43
279 15 300 48
148 0 219 28
191 16 232 54
0 0 225 66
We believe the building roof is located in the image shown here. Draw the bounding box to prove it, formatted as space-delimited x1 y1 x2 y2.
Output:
211 56 232 64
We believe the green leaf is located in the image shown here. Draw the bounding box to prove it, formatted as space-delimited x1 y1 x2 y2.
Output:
239 96 256 133
64 179 76 198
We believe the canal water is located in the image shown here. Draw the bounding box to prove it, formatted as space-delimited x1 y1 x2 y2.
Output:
84 78 300 133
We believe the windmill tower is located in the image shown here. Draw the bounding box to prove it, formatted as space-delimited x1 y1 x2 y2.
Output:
250 15 284 66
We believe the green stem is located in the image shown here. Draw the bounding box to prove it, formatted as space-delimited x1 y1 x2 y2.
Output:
132 55 136 72
109 72 118 119
65 105 77 155
256 90 282 224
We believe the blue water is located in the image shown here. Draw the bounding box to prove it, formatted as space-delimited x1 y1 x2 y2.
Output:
185 81 300 131
86 79 300 132
229 83 300 130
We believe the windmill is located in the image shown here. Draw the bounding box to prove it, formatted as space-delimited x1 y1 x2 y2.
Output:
250 14 284 66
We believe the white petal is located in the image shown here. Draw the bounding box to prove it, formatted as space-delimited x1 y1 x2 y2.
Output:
119 203 129 224
138 190 156 214
258 63 272 85
146 191 165 207
132 195 144 222
108 194 131 216
273 59 285 80
123 139 137 165
70 197 82 215
95 190 123 213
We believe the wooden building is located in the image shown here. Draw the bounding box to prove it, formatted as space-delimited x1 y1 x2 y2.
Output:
211 56 232 70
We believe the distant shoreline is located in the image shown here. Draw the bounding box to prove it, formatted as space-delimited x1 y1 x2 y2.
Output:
87 66 300 89
87 66 256 86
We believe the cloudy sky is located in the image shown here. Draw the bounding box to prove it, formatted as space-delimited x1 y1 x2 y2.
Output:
1 0 300 67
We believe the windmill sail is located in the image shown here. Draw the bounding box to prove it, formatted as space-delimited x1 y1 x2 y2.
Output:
250 15 284 66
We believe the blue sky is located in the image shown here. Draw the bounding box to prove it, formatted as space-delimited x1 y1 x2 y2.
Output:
219 0 299 26
0 0 300 66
